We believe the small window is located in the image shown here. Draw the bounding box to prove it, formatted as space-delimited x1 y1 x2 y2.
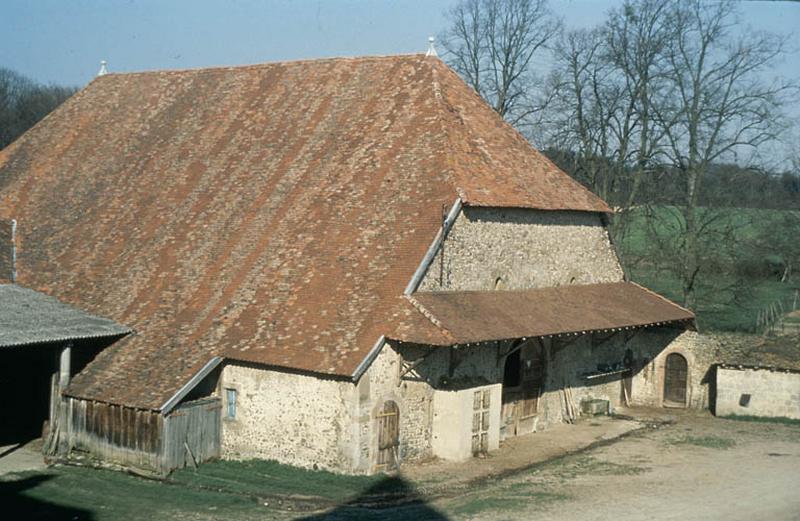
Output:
226 388 237 419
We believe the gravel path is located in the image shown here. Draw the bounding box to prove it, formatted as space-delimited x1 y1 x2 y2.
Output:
446 411 800 521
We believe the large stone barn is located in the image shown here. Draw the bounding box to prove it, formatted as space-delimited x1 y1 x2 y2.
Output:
0 54 698 475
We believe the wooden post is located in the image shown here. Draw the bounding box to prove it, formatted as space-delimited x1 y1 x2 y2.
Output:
59 342 72 389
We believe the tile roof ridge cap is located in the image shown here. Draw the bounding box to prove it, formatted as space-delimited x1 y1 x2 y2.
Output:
427 59 465 194
628 281 696 317
404 294 456 342
93 53 430 78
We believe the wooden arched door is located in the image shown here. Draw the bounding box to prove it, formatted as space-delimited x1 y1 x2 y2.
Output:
375 401 399 471
663 353 688 406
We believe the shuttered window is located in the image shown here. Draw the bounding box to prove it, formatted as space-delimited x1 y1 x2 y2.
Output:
225 388 237 419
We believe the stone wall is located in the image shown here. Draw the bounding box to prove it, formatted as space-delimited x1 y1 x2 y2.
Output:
419 208 624 291
219 363 358 473
357 341 502 471
716 367 800 419
525 328 689 430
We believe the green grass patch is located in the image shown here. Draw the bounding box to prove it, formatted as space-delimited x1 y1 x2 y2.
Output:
449 490 568 517
1 460 427 521
1 466 257 521
546 455 646 480
169 458 388 501
668 435 736 449
621 206 800 332
721 414 800 427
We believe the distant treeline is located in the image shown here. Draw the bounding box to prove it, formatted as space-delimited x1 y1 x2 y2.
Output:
0 68 77 150
545 148 800 211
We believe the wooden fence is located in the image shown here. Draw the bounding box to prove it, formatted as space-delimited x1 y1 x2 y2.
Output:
62 396 221 475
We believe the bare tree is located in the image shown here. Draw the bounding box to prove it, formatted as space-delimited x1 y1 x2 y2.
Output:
651 0 795 308
440 0 560 130
545 27 620 201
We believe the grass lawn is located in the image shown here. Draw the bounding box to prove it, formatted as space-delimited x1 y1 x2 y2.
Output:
1 460 439 520
621 206 800 332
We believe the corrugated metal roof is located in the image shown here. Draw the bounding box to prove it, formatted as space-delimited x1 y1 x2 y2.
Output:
0 284 131 348
0 54 609 409
392 282 695 345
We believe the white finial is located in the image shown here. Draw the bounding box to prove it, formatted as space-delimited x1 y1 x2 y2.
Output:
97 60 108 76
426 36 438 57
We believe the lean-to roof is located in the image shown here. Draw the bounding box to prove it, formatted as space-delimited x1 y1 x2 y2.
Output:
0 284 130 348
395 282 695 345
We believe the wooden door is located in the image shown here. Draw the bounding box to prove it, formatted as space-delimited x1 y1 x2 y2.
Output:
663 353 688 406
375 401 399 471
501 342 545 437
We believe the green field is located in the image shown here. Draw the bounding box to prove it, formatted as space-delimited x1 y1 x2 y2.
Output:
620 206 800 332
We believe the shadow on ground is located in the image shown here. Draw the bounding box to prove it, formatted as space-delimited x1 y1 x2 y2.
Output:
0 473 94 520
300 474 448 520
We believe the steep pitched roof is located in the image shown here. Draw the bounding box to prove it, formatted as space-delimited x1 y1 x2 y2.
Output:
0 284 131 348
0 54 608 409
393 282 695 346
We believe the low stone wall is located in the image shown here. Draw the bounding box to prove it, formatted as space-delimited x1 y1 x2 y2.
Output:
716 366 800 420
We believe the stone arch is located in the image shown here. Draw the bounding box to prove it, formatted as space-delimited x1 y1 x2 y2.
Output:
663 352 689 407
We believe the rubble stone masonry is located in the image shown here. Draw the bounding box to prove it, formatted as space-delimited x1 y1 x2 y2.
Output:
419 208 624 291
716 367 800 419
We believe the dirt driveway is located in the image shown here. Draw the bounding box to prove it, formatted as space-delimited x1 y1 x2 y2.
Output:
432 410 800 521
2 410 798 520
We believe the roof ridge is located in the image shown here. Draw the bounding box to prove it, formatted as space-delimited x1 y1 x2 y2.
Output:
404 294 456 343
93 53 429 79
427 59 465 198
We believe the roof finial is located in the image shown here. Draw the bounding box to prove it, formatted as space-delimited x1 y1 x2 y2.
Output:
97 60 108 77
426 36 438 58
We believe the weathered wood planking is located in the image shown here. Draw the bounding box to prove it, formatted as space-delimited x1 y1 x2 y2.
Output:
63 395 221 475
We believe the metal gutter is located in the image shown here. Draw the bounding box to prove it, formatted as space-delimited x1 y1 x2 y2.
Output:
404 198 462 295
10 219 16 283
351 335 385 382
352 198 461 383
160 356 223 414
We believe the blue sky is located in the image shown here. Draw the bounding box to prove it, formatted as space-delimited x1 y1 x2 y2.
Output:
2 0 798 160
3 0 798 87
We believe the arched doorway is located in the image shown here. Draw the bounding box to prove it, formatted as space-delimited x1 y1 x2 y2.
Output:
375 400 399 471
663 353 688 407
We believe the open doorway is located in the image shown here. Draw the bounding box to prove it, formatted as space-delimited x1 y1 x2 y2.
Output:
501 340 545 438
663 353 688 407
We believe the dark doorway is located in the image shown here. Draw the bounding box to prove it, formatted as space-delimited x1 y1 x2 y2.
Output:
0 337 118 446
375 401 399 472
663 353 688 407
502 340 545 437
0 344 58 445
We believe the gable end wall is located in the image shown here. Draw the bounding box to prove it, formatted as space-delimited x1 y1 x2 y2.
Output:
419 208 624 291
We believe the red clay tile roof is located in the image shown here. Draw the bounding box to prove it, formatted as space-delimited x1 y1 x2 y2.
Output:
0 54 608 409
393 282 695 345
